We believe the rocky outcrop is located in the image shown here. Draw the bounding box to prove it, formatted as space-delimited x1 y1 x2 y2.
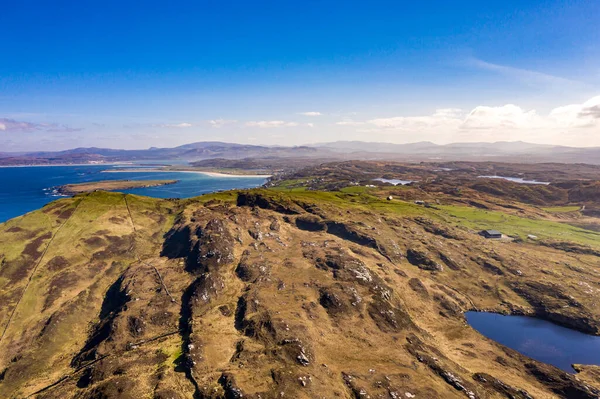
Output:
295 215 327 231
407 248 443 271
187 219 235 274
2 188 600 398
510 281 599 334
526 362 600 399
472 373 533 399
237 191 303 214
539 241 600 257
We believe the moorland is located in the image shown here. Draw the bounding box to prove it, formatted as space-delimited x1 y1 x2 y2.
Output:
0 160 599 398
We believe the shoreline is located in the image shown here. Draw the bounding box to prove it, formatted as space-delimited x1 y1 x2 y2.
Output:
103 168 272 178
56 179 179 195
0 163 271 178
0 162 133 168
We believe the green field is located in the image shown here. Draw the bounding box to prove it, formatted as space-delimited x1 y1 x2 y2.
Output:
238 188 600 249
437 204 600 248
542 205 581 213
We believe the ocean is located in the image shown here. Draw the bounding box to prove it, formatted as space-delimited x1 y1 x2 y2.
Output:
0 165 268 223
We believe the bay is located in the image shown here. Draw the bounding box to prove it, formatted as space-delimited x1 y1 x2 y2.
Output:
0 165 267 223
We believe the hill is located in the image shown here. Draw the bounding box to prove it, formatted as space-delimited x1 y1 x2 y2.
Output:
1 141 600 166
0 187 599 398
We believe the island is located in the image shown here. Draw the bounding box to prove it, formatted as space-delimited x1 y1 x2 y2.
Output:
56 179 178 195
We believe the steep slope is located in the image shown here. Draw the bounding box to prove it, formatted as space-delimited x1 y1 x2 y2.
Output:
0 190 599 398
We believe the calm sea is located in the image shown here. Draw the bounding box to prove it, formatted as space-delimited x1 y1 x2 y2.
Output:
0 165 267 223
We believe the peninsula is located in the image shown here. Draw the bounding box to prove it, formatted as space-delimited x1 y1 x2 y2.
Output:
56 179 178 195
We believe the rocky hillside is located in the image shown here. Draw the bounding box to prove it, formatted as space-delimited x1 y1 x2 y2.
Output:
0 190 599 398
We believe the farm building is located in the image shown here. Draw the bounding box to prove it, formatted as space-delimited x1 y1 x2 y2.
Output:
480 229 502 239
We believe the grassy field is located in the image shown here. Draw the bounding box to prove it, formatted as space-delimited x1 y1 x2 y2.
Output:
259 189 434 218
233 188 600 249
437 204 600 247
541 205 582 213
59 179 178 194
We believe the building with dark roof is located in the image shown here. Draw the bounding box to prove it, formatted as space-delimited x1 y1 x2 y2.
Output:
481 229 502 239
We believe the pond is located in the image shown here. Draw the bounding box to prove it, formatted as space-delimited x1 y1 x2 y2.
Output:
375 178 414 186
478 175 550 185
465 311 600 372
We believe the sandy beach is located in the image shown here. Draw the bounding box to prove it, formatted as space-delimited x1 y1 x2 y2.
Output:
102 168 271 178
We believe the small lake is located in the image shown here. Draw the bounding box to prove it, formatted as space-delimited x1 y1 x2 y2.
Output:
375 178 414 186
466 311 600 372
0 165 267 223
478 175 550 185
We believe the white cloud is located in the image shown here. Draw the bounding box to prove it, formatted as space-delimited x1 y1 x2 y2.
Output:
335 95 600 145
460 105 543 130
467 57 579 87
0 118 83 133
208 119 238 128
154 122 193 128
307 123 314 128
549 96 600 128
335 119 365 126
368 108 464 131
433 108 463 118
299 111 322 116
245 120 299 128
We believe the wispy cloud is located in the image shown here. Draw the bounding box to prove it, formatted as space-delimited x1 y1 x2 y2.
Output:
459 105 541 130
0 118 84 133
333 95 600 145
335 119 365 126
367 108 464 130
0 118 38 132
579 97 600 119
299 111 322 116
153 122 193 128
245 120 299 128
208 119 238 128
466 57 579 87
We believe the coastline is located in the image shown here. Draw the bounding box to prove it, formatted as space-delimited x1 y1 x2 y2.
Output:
56 179 179 195
0 162 133 168
0 163 271 178
103 168 272 178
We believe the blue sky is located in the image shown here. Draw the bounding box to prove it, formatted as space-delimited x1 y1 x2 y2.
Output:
1 0 599 150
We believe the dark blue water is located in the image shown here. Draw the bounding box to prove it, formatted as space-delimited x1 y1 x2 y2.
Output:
0 165 267 223
466 311 600 372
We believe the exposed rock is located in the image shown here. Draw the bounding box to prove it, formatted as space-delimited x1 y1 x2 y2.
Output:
407 248 443 272
237 191 303 214
539 241 600 257
2 185 600 398
439 252 461 271
473 372 533 399
510 281 599 334
296 215 327 231
187 219 235 274
217 372 245 399
526 362 600 399
325 221 378 249
413 217 463 240
368 296 414 333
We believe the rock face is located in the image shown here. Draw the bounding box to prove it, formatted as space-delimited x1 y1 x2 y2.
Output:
0 190 599 398
407 248 444 271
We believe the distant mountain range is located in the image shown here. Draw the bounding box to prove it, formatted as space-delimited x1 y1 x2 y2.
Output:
1 140 599 165
314 140 577 155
